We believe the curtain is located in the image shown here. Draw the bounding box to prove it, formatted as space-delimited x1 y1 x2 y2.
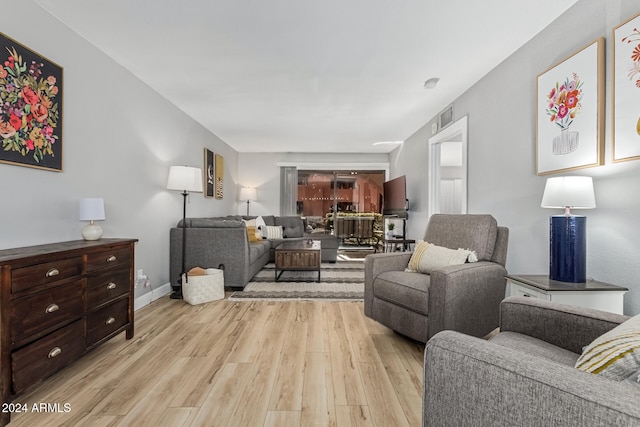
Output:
280 166 298 216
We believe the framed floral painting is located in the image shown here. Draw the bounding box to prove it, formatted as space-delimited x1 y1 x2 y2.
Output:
613 12 640 162
0 33 63 171
536 38 604 175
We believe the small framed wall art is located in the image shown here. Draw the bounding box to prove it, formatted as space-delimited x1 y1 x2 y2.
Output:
214 154 224 199
536 38 604 175
0 33 63 171
204 148 214 197
613 12 640 162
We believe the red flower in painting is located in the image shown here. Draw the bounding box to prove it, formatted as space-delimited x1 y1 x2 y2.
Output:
565 90 579 109
632 45 640 62
21 86 39 105
8 113 21 131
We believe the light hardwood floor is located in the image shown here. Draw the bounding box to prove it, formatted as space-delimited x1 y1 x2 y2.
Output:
10 296 425 427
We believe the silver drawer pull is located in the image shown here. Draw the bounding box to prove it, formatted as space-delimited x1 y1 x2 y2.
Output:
48 347 62 358
106 255 117 263
45 303 59 313
106 317 116 325
45 268 60 277
107 282 117 290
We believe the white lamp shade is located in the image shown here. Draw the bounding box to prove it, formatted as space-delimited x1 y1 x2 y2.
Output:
541 176 596 209
79 198 106 221
240 187 257 201
167 166 203 193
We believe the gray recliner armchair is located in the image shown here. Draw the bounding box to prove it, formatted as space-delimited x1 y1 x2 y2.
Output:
423 297 640 426
364 214 509 343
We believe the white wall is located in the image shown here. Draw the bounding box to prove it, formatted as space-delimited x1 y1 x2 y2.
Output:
238 152 390 216
0 1 239 297
392 0 640 315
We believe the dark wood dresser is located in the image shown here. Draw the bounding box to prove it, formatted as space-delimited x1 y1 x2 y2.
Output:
0 238 137 426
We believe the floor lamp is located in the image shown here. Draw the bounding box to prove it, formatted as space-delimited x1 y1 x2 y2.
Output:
541 176 595 283
167 165 203 299
240 187 257 216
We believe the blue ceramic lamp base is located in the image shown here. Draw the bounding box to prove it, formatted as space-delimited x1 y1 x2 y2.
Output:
549 215 586 283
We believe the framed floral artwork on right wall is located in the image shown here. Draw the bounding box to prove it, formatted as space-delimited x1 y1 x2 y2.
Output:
613 12 640 162
536 38 605 175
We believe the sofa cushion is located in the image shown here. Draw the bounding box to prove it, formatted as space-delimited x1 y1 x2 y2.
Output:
491 331 580 367
424 214 498 261
262 215 276 226
275 216 304 238
575 313 640 382
248 240 270 264
406 240 477 273
373 271 431 316
180 218 244 228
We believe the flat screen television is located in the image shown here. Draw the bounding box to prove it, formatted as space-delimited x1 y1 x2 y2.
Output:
383 175 408 218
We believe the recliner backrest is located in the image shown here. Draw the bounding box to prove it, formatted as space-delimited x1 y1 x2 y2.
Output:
424 214 498 262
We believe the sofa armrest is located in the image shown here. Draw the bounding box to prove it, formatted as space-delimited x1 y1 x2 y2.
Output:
500 296 629 354
364 252 412 316
423 331 640 427
428 261 507 338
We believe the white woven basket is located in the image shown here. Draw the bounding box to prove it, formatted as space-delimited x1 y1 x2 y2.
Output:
182 268 224 305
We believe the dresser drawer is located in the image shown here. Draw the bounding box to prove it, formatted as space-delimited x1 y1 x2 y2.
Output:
11 256 83 294
86 247 131 273
12 320 85 394
87 298 129 347
12 280 84 347
87 267 130 309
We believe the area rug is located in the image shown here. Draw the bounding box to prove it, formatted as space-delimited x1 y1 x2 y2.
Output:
228 262 364 300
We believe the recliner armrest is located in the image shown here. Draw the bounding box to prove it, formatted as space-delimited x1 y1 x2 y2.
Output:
364 252 412 316
423 330 640 427
500 297 629 354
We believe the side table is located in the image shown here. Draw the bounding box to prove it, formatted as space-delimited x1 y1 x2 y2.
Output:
383 238 415 253
506 274 628 315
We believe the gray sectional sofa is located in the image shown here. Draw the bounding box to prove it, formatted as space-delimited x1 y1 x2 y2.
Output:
169 215 338 289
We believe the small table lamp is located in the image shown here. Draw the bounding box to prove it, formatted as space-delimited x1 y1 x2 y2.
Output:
240 187 257 216
541 176 596 282
79 198 106 240
167 166 203 299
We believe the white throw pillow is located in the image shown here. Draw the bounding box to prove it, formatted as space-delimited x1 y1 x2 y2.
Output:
406 240 477 274
255 216 267 238
264 225 284 240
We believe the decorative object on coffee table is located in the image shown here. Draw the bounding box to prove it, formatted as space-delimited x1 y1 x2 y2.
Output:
541 176 596 283
79 197 105 240
240 187 257 215
167 165 203 299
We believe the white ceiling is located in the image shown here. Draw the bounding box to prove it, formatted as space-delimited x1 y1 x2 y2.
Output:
35 0 578 153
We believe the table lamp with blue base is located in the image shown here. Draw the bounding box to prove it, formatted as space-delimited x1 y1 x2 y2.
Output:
541 176 595 283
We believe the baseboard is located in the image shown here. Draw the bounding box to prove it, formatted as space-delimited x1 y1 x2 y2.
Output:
134 282 172 311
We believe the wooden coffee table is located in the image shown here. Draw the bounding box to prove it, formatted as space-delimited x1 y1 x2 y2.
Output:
275 240 321 282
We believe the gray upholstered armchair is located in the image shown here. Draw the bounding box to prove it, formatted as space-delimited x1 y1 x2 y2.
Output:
364 214 509 343
423 297 640 426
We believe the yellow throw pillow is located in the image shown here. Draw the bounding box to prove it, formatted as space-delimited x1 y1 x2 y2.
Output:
575 313 640 383
245 225 262 243
406 240 477 274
